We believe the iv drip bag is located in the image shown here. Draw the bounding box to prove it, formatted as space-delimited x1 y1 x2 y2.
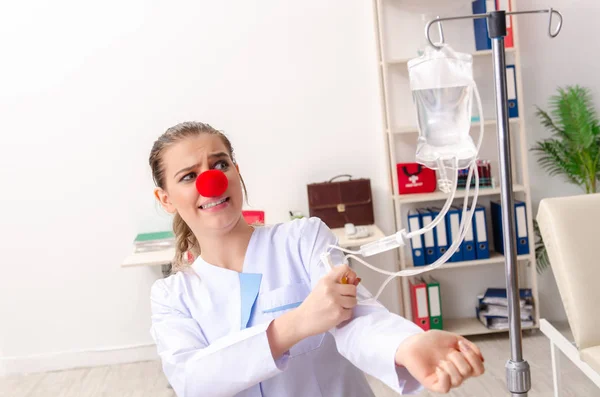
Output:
407 44 478 171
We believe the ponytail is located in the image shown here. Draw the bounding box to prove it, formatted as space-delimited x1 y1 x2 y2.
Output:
171 212 200 273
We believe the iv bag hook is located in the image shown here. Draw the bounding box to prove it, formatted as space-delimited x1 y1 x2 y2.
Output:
425 8 563 50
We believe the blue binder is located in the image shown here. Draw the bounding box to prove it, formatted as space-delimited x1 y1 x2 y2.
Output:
446 206 463 262
407 210 425 266
418 208 438 265
456 206 477 261
514 201 530 255
473 205 490 259
430 207 449 261
472 0 493 50
490 200 530 256
506 64 519 118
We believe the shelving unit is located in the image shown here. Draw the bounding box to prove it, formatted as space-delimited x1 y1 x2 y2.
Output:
372 0 540 336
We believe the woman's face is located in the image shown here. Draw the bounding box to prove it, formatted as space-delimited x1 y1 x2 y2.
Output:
155 134 244 235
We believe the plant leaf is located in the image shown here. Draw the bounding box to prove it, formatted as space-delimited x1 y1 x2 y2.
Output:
534 106 563 137
531 139 585 187
533 219 551 274
532 85 600 192
550 85 597 149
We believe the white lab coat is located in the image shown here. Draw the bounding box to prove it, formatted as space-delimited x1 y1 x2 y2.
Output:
150 217 425 397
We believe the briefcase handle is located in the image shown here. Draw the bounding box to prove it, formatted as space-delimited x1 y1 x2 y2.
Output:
328 174 353 183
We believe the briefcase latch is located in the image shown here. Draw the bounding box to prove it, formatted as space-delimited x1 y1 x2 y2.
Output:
337 204 346 213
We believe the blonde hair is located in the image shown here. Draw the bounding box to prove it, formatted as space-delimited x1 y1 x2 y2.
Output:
148 121 248 273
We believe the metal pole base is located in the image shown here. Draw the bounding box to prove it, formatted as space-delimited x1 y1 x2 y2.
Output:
506 360 531 395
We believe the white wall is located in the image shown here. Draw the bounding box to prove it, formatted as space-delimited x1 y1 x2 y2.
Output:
0 1 399 374
517 0 600 322
3 0 592 376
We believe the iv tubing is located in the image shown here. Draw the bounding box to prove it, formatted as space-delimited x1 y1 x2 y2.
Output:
327 163 479 297
369 161 479 302
367 83 484 301
326 81 485 303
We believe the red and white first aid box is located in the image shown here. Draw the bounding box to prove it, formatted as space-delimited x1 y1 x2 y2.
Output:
396 163 437 195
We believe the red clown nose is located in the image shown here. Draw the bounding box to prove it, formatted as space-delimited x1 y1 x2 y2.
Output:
196 170 228 197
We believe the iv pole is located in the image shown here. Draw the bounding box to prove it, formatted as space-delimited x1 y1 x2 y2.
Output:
424 8 563 397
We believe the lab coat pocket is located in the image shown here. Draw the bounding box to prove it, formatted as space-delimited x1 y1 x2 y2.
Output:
258 282 325 357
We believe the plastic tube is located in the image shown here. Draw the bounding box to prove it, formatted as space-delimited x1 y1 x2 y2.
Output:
325 82 486 304
367 161 479 303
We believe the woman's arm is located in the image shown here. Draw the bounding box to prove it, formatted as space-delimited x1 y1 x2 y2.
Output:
299 217 425 395
151 279 297 397
266 308 304 359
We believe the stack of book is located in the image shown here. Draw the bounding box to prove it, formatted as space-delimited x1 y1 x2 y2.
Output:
133 231 175 253
476 288 534 330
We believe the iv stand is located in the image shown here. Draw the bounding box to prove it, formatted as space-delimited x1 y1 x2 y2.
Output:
424 8 563 397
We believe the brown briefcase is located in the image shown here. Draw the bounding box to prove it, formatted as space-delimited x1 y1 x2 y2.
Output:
307 174 375 229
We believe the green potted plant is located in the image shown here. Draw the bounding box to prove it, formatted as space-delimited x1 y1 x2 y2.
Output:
531 85 600 273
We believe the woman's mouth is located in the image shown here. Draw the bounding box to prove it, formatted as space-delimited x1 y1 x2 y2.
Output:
199 197 230 210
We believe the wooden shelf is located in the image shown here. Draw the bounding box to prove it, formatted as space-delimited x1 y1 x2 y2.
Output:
393 184 526 204
443 317 538 337
386 47 516 65
122 248 175 268
389 117 520 135
401 252 532 271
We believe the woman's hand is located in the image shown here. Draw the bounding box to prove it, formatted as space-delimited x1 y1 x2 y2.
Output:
267 264 359 360
395 330 485 394
295 264 359 338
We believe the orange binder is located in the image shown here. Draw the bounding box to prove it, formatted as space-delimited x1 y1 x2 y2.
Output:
410 277 430 331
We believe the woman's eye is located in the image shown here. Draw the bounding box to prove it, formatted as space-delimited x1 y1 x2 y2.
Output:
180 172 197 182
213 160 229 171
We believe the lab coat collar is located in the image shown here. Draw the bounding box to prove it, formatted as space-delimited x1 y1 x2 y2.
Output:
191 225 262 277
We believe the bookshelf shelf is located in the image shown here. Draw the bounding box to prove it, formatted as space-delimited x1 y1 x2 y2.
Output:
444 317 538 337
400 252 532 272
389 117 520 135
393 184 526 204
373 0 539 336
386 47 516 65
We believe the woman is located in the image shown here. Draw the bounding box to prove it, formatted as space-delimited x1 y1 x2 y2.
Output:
149 121 485 397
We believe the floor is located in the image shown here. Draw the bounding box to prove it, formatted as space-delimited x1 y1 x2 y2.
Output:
2 322 599 397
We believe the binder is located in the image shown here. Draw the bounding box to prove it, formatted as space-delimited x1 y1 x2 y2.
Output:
446 206 463 262
515 201 530 255
506 64 519 118
430 207 449 261
459 206 477 261
490 200 502 254
418 208 437 265
495 0 514 48
410 277 430 331
425 276 443 330
473 205 490 259
491 200 530 255
472 0 494 51
407 210 425 266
